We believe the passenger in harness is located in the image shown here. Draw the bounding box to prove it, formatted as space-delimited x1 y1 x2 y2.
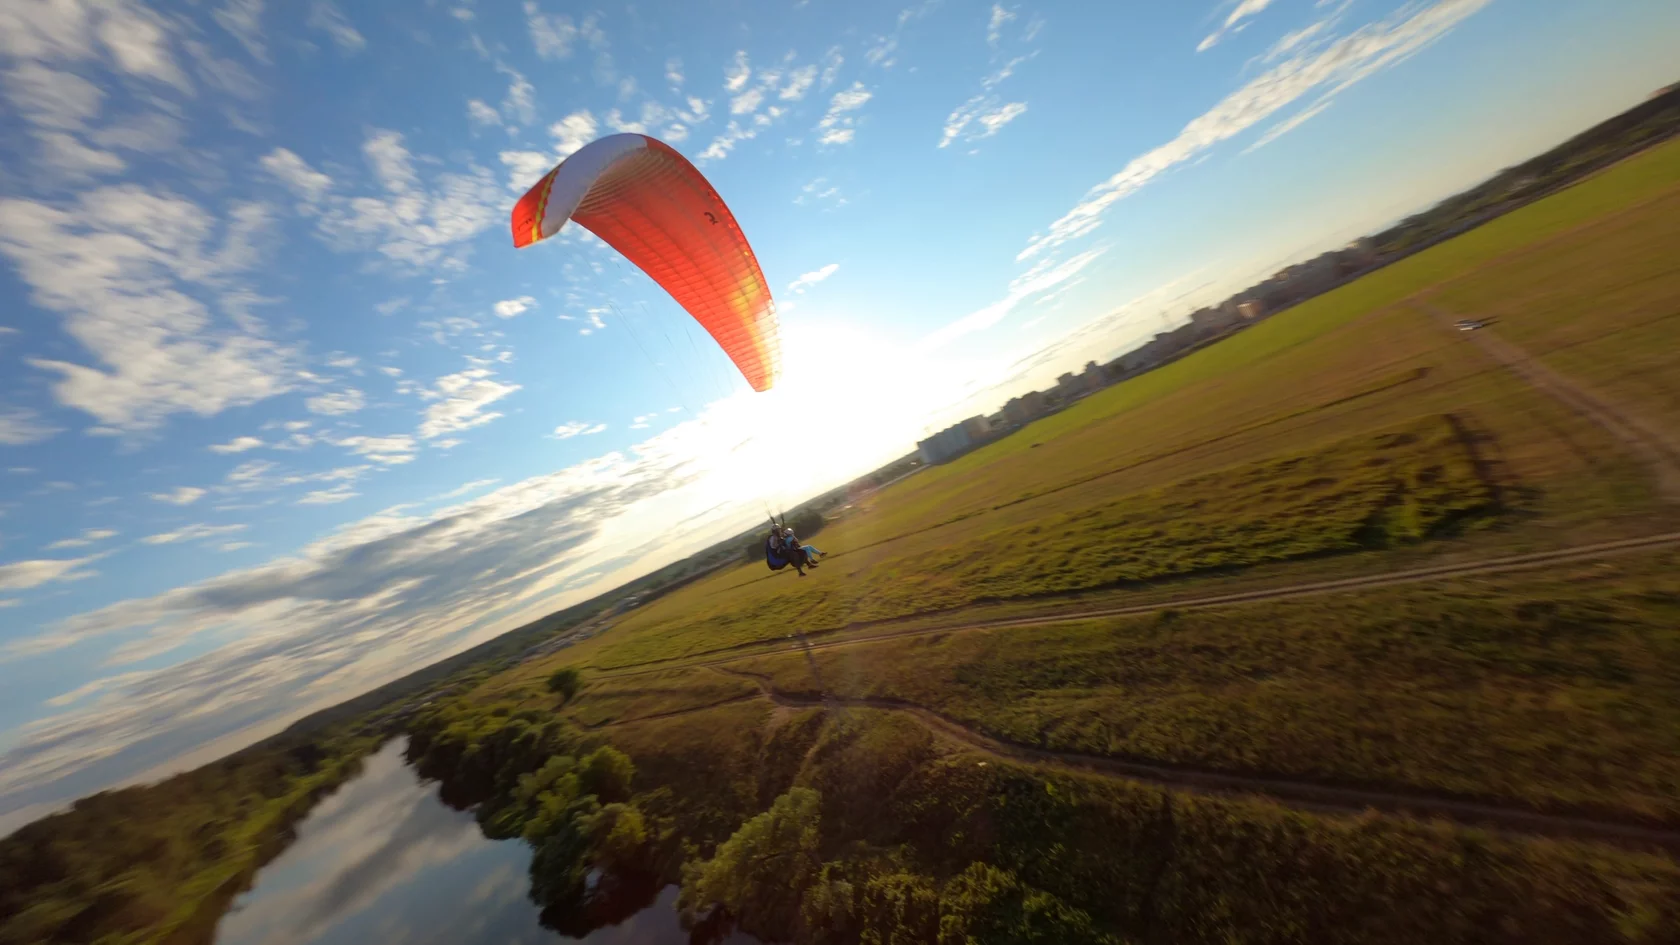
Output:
765 525 804 576
765 522 818 576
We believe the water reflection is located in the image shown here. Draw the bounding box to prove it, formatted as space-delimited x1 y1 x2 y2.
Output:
215 739 759 945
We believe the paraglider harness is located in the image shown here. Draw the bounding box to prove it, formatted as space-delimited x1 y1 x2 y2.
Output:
764 517 817 575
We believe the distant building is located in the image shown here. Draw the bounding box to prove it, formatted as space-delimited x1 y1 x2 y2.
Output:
1081 360 1108 393
1237 299 1265 320
1004 390 1048 425
1188 306 1238 337
1054 372 1082 403
1342 238 1378 270
917 415 993 464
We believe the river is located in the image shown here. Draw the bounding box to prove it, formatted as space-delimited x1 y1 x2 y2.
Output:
214 739 761 945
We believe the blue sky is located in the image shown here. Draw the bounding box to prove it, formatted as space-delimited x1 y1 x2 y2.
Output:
0 0 1675 830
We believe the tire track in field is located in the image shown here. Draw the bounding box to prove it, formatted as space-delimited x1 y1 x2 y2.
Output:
579 692 759 729
700 666 1680 854
590 529 1680 680
1423 301 1680 501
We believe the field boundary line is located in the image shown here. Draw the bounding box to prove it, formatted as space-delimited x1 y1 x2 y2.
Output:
701 667 1680 853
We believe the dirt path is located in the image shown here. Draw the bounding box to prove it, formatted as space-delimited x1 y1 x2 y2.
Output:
693 666 1680 854
1422 301 1680 501
591 529 1680 680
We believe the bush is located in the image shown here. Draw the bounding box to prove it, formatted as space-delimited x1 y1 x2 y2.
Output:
547 667 582 701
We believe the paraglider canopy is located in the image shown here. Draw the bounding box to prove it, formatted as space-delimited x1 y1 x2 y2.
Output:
511 133 781 392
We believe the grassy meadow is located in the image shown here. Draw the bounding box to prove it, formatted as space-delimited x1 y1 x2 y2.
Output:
734 547 1680 822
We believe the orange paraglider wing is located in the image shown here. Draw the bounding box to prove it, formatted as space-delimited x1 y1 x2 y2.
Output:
511 134 780 392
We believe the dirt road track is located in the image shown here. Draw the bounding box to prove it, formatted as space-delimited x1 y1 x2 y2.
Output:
1424 302 1680 501
592 529 1680 680
639 667 1680 854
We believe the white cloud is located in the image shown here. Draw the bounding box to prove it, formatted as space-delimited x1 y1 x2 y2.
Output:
938 6 1038 150
0 188 298 433
1020 0 1492 261
524 1 577 59
0 555 97 591
34 131 125 181
434 478 500 500
987 3 1017 47
499 150 554 194
730 86 764 116
466 98 500 129
552 421 606 439
297 484 357 505
209 436 264 454
550 109 598 159
724 50 751 92
1245 98 1334 153
1199 0 1276 52
2 62 103 134
820 47 844 88
306 1 364 52
214 0 267 62
919 246 1106 350
0 438 701 823
46 529 117 551
0 408 59 445
500 67 536 125
418 368 520 439
940 96 1027 147
334 435 416 465
0 0 189 97
306 388 365 416
149 486 206 506
363 131 415 191
493 296 536 318
865 0 939 69
665 57 683 87
307 130 502 270
261 148 333 205
698 121 757 163
977 101 1027 136
796 177 845 209
816 83 871 145
787 264 839 294
141 523 247 545
779 64 817 101
222 459 276 488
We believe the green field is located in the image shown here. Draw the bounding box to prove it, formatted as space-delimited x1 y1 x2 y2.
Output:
735 547 1680 822
581 416 1499 668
